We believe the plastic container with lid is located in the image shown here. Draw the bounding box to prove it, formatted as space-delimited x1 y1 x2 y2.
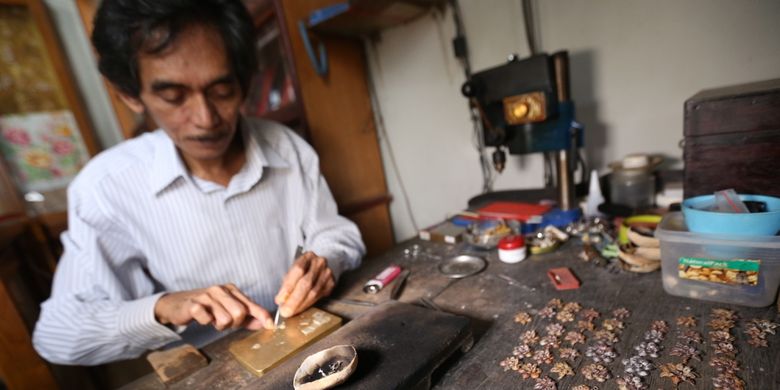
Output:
498 235 527 264
656 212 780 307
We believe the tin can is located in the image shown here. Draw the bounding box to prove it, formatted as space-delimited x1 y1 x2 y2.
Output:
363 264 402 294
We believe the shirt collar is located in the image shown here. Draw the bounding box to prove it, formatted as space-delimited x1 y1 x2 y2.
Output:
229 121 289 195
149 119 289 196
149 130 190 195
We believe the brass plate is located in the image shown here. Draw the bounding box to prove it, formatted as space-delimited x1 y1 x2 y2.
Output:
229 308 342 377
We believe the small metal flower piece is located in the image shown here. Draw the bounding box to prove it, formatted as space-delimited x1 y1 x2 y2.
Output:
750 318 779 334
643 329 665 344
586 342 617 363
532 348 554 365
564 331 586 346
519 362 542 379
622 356 652 377
539 335 561 349
634 341 660 358
550 361 574 379
616 375 647 390
555 310 575 323
602 318 625 332
649 320 669 334
611 307 631 320
712 373 745 389
593 329 619 344
744 324 764 338
712 342 737 356
538 307 557 320
708 318 735 331
710 308 737 321
514 311 533 325
558 347 579 361
580 308 600 321
744 320 773 348
533 376 557 390
513 343 533 358
747 337 768 348
669 343 701 364
676 316 696 327
500 356 522 371
545 298 563 309
546 323 565 337
577 320 596 332
659 363 698 386
571 386 593 390
562 302 582 313
709 357 739 374
521 330 540 345
581 363 611 382
709 330 735 343
677 329 703 344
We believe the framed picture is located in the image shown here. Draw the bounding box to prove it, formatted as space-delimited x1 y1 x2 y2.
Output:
0 0 98 205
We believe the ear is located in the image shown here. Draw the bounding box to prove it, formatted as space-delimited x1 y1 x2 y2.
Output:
117 92 146 114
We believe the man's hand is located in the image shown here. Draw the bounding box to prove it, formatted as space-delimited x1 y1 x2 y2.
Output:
154 284 273 331
274 252 335 317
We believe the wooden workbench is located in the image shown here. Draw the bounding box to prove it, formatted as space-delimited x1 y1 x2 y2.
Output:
123 238 780 389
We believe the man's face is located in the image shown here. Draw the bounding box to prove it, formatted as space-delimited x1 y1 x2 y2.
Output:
122 24 243 164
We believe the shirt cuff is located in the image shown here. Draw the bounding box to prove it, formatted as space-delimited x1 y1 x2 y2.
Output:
316 248 352 282
118 292 182 350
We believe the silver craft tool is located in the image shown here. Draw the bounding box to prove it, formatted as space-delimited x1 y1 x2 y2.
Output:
274 245 304 329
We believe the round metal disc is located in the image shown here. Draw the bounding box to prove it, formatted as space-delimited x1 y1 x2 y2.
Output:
438 255 487 279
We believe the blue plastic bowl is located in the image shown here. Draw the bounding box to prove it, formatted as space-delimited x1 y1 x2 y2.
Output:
682 194 780 236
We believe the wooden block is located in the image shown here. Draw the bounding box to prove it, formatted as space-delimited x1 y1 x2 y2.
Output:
255 301 473 389
147 344 208 385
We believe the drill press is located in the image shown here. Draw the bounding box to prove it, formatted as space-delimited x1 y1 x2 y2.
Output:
462 51 584 226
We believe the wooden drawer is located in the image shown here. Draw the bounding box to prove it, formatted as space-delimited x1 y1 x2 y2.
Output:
683 79 780 198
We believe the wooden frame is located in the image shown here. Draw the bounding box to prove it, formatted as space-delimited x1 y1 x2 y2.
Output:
0 0 98 154
0 0 100 203
74 0 141 139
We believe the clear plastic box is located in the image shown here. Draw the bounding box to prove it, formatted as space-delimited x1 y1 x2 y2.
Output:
655 212 780 307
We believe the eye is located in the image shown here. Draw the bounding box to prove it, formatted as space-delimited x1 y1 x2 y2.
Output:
209 83 237 100
158 89 185 105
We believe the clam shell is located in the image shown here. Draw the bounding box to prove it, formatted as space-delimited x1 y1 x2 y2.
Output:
293 345 357 390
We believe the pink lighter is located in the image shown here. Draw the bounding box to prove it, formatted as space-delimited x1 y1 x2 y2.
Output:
363 264 403 294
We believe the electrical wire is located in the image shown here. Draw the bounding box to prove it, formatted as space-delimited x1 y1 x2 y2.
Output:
522 0 538 55
364 39 420 233
449 0 494 193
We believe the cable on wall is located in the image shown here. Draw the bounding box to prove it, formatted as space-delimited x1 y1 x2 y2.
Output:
449 0 495 193
364 38 420 233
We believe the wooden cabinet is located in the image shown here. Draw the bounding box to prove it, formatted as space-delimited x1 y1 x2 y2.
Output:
243 0 395 256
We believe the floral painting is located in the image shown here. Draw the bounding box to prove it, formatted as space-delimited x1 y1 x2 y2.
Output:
0 110 89 192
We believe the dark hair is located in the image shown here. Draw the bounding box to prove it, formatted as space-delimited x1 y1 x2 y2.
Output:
92 0 257 98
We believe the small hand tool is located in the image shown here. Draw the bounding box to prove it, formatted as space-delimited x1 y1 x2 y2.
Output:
390 269 411 300
275 245 304 329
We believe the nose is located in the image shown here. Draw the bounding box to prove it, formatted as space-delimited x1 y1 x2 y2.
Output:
191 93 220 129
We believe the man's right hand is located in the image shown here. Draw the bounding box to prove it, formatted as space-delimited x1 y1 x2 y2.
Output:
154 284 274 331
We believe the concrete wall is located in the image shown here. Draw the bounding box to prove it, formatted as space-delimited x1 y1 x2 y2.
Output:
367 0 780 240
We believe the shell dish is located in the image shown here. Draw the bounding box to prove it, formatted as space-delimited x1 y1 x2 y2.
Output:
293 345 357 390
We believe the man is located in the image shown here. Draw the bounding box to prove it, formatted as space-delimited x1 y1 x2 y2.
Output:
33 0 364 365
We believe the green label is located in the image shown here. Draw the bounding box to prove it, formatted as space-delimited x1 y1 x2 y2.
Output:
678 257 760 286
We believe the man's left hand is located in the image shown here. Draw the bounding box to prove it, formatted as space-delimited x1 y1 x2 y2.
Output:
274 251 335 317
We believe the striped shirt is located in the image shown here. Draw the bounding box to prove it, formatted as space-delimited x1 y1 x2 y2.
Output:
32 118 365 365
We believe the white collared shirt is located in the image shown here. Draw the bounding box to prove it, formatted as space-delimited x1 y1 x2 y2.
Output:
32 118 365 365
